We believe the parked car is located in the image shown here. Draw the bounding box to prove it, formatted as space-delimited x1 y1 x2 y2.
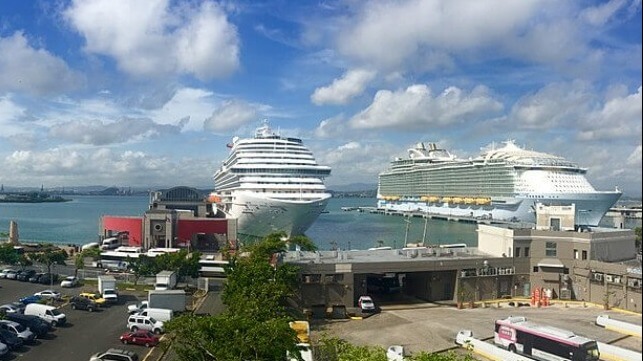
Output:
126 314 164 334
0 269 16 278
0 328 24 350
0 320 35 343
29 272 46 283
90 348 139 361
70 296 97 312
60 276 79 288
0 341 7 358
23 303 66 327
4 269 19 280
16 270 36 282
79 292 106 306
34 289 62 300
0 304 22 315
38 273 59 285
358 295 376 313
127 301 149 314
18 295 42 305
120 330 160 347
4 313 51 337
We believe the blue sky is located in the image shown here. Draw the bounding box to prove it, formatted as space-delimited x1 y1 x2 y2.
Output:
0 0 641 196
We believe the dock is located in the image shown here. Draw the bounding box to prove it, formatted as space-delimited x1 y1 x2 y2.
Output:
342 206 525 226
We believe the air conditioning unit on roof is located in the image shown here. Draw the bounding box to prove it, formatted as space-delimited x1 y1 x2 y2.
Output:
605 275 613 283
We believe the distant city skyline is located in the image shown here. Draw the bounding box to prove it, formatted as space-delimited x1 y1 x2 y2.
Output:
0 1 640 197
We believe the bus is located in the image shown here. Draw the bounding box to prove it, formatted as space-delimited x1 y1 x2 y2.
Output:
494 316 600 361
198 257 229 278
146 248 181 257
93 247 143 270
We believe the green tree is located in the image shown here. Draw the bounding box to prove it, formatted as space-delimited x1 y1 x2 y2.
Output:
155 249 202 281
165 232 304 360
128 254 159 285
0 243 21 265
29 248 67 276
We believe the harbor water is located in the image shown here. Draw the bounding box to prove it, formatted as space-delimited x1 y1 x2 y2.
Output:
1 195 640 250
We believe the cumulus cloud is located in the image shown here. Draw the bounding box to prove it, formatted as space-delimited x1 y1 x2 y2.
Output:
311 69 376 105
313 115 349 139
577 86 642 141
581 0 629 26
49 118 186 145
203 99 263 133
509 81 594 129
315 141 398 186
1 147 215 187
0 95 28 137
0 32 82 95
349 84 503 130
64 0 240 80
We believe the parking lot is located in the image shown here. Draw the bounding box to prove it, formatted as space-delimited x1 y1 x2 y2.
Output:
0 278 156 361
311 301 643 357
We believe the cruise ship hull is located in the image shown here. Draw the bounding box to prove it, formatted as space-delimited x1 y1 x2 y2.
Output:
224 192 331 241
377 191 621 226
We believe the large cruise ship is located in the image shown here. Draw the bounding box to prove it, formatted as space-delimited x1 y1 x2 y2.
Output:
377 141 621 226
212 121 332 242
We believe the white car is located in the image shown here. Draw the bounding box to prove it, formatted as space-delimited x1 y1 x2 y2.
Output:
60 276 79 288
358 295 376 312
0 269 16 279
34 290 62 300
0 304 22 314
127 301 149 314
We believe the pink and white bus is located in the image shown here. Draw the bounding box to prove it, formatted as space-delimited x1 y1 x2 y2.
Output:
494 316 600 361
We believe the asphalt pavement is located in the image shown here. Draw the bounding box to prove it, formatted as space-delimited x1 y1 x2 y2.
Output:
0 277 155 361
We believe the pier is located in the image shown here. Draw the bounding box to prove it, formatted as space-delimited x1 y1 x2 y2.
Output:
342 206 525 226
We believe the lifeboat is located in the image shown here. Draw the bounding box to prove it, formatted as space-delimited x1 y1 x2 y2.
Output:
391 196 400 201
475 197 491 205
420 196 429 202
463 197 475 205
207 193 221 203
452 197 464 204
428 196 440 203
441 197 453 203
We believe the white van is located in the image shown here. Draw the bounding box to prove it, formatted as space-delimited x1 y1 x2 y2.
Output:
135 308 173 322
100 237 120 250
23 304 67 327
127 314 164 334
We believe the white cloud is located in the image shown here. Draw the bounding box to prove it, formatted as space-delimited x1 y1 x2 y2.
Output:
316 141 398 187
349 84 503 130
313 115 348 139
311 69 376 105
1 147 215 187
626 144 642 166
204 99 260 132
64 0 240 80
581 0 628 26
509 81 594 129
577 86 642 141
0 94 27 137
0 32 82 95
49 118 185 145
150 88 217 131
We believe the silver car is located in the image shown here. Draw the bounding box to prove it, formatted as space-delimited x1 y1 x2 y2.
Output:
0 304 22 314
0 320 35 342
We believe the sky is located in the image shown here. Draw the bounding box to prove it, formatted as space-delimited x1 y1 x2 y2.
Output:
0 0 641 197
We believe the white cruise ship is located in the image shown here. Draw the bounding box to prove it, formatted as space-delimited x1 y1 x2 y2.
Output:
377 141 621 226
212 121 332 241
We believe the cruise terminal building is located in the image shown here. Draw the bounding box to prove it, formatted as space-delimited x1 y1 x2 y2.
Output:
285 204 641 315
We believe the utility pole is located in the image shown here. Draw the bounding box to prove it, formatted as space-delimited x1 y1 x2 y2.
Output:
422 213 428 246
404 216 411 246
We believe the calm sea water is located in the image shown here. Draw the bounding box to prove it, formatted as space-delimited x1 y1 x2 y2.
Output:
1 195 640 250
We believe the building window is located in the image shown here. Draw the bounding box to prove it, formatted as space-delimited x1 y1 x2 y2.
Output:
545 242 557 257
515 247 521 258
533 266 539 273
524 247 530 257
582 250 588 260
574 249 579 259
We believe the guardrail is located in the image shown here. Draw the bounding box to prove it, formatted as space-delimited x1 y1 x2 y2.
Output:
596 315 642 338
455 330 533 361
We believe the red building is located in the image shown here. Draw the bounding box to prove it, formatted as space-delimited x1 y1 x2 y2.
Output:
100 187 236 252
